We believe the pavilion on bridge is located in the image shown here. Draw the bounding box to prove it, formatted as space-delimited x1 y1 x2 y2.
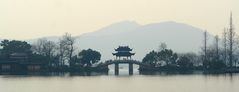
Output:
112 46 135 60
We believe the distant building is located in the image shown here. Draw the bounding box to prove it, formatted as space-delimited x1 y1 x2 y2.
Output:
0 49 2 56
0 61 19 72
0 52 46 72
112 46 135 60
20 62 46 72
9 53 28 61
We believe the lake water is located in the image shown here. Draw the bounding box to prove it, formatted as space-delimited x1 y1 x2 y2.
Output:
1 66 239 92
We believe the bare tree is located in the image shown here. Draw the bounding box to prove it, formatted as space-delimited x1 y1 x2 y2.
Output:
44 41 57 58
158 42 167 51
31 38 57 66
214 35 219 61
202 30 209 68
222 28 228 64
59 39 67 65
203 31 208 60
228 12 236 68
32 38 57 58
31 39 45 55
59 33 75 66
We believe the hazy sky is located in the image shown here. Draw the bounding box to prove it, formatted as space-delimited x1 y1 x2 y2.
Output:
0 0 238 40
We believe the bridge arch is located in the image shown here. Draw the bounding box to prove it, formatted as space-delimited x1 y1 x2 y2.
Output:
97 60 151 75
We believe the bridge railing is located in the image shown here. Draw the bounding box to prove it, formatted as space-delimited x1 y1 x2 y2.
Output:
105 59 140 63
96 59 152 67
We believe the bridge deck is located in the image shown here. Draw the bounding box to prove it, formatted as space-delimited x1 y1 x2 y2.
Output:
96 60 151 67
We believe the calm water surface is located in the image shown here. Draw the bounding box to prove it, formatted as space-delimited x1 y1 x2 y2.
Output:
1 68 239 92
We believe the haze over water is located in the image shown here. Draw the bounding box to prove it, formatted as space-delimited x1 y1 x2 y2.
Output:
1 72 239 92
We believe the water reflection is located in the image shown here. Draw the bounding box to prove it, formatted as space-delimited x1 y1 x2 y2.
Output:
1 71 239 92
1 71 239 77
0 72 109 77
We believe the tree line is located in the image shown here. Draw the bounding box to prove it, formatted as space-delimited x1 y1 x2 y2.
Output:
0 33 101 70
142 13 237 71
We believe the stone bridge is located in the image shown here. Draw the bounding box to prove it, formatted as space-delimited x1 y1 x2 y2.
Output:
96 60 151 75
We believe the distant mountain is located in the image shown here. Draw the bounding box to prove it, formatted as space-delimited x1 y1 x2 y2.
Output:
80 21 141 37
25 21 214 61
76 21 214 61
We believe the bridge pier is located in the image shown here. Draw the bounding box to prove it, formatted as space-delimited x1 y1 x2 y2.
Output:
99 60 147 75
115 63 119 75
129 63 133 75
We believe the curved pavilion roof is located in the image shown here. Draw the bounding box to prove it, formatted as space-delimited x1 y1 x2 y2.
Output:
113 46 135 57
114 46 132 51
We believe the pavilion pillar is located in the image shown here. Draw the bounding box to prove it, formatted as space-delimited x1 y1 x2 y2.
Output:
115 63 119 75
129 62 133 75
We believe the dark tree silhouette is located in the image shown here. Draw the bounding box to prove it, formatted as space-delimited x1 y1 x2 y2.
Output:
214 35 219 62
78 49 101 67
31 38 57 58
143 48 178 67
31 39 58 66
177 56 193 68
59 33 75 65
228 12 235 68
222 29 228 64
142 50 158 66
0 39 32 55
202 31 208 68
158 49 178 66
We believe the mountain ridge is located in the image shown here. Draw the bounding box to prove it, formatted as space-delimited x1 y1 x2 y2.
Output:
2 21 214 61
